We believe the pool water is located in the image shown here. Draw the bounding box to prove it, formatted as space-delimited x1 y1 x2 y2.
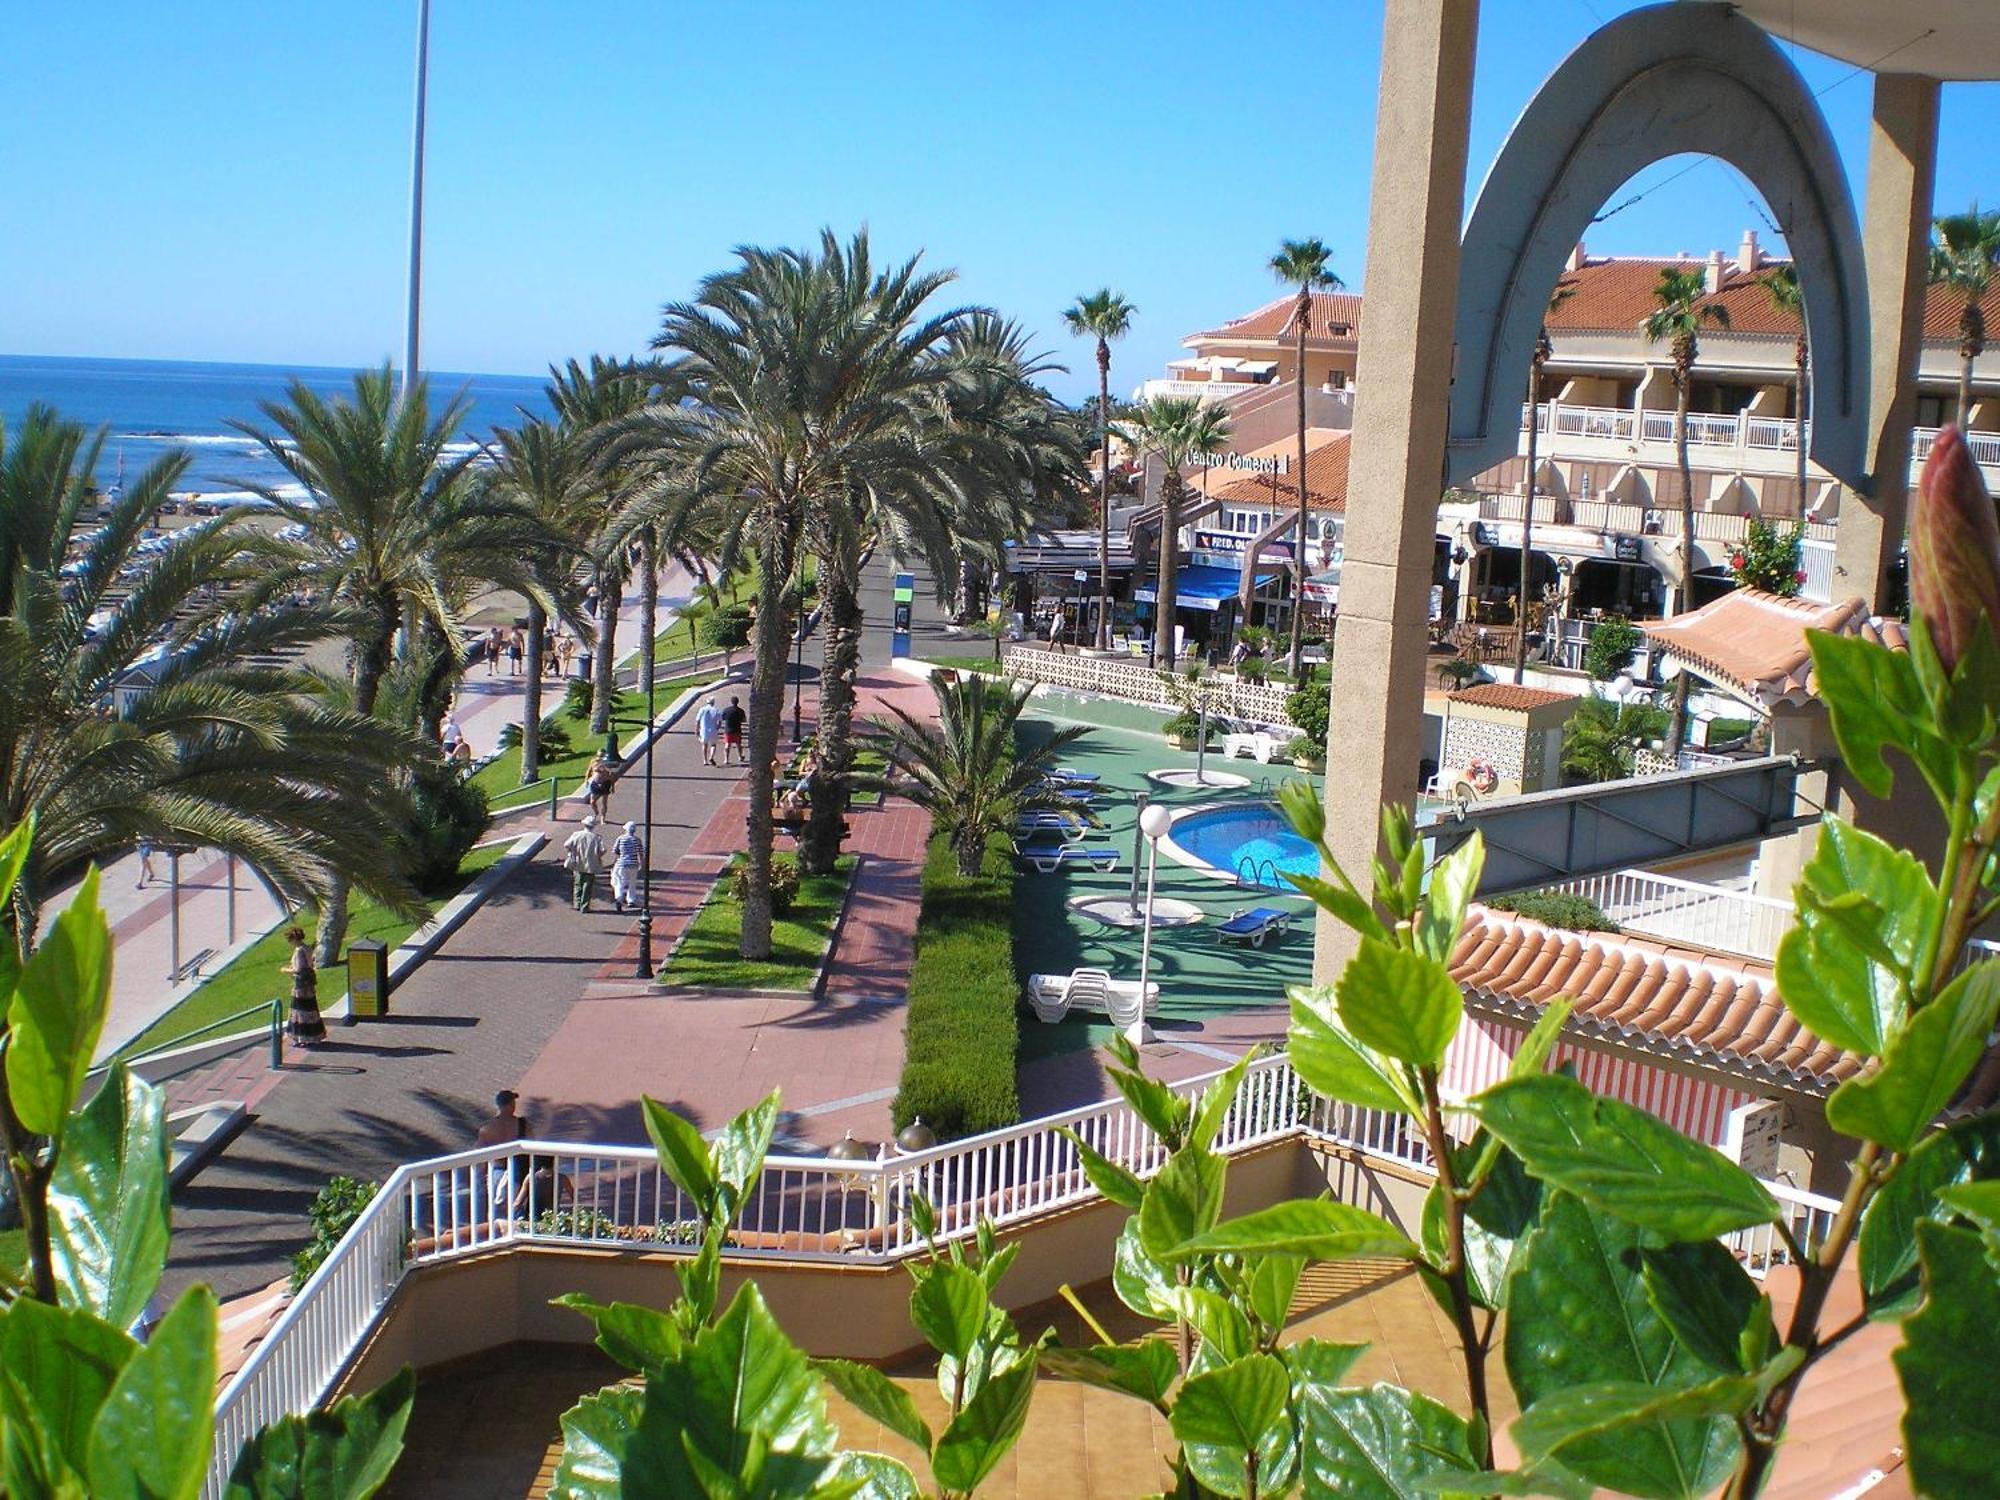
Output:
1169 805 1317 887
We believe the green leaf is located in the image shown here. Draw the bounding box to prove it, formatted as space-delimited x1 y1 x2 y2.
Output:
908 1263 990 1364
1039 1341 1179 1411
820 1451 922 1500
1112 1218 1178 1322
552 1294 683 1374
641 1097 716 1211
1288 985 1420 1116
810 1359 932 1451
1511 1370 1773 1473
6 867 113 1136
48 1066 171 1331
1336 938 1462 1068
1104 1039 1192 1146
711 1092 780 1208
1827 963 2000 1150
1285 870 1385 941
0 1297 138 1479
86 1285 217 1500
1280 1337 1367 1389
0 819 32 913
1245 1253 1306 1335
1938 1180 2000 1237
1638 1242 1765 1375
1189 1049 1256 1153
1291 1376 1478 1500
1175 1198 1418 1264
1161 1286 1254 1371
1505 1193 1739 1499
1419 1138 1542 1310
1060 1130 1143 1209
1137 1144 1226 1262
1509 998 1574 1081
682 1283 837 1481
1807 628 1942 799
0 1364 88 1499
1860 1114 2000 1319
221 1366 415 1500
549 1386 644 1500
1170 1354 1299 1499
1416 831 1483 964
930 1347 1039 1494
1474 1074 1778 1241
1895 1222 2000 1500
1410 1461 1595 1499
1775 820 1938 1059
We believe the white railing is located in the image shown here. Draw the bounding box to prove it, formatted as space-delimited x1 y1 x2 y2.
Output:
206 1036 1852 1496
1000 647 1294 727
1134 379 1266 404
1474 493 1835 548
1729 1180 1841 1271
1541 867 1796 962
1912 426 2000 466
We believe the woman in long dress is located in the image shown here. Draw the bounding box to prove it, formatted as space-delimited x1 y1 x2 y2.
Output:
284 926 327 1046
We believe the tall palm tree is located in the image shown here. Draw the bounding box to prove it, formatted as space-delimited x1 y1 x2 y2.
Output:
1062 289 1135 649
1930 206 2000 424
1123 397 1232 669
865 675 1090 877
1643 268 1730 756
487 418 593 783
234 365 534 961
1760 265 1811 513
547 358 656 739
0 406 420 956
1268 239 1344 679
1513 284 1573 684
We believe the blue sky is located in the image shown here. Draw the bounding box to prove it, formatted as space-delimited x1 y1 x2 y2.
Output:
4 0 1995 403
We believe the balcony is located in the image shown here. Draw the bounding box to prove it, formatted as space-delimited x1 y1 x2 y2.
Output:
1133 378 1267 403
1540 867 1794 962
1474 491 1836 548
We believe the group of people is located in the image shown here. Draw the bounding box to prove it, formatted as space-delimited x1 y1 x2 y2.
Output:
482 624 580 680
693 694 749 766
561 812 646 913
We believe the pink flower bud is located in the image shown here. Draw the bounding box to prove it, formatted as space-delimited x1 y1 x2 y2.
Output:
1911 426 2000 672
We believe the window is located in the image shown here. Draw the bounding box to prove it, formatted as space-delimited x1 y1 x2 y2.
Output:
1917 393 1950 429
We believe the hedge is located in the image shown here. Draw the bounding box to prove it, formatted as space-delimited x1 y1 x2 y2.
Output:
892 833 1020 1139
1485 889 1619 933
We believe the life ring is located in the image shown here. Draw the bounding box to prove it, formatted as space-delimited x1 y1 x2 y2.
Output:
1465 760 1499 795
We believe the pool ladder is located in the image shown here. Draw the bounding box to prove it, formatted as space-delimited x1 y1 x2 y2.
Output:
1235 855 1282 891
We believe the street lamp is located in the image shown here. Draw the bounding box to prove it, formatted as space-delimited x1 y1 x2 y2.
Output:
1132 802 1174 1047
792 608 808 744
401 0 432 397
634 659 658 979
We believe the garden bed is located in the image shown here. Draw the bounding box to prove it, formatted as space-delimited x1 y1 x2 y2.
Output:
657 854 856 992
474 674 717 811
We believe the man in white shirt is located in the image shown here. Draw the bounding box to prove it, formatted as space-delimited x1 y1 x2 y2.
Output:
561 814 606 913
694 697 723 766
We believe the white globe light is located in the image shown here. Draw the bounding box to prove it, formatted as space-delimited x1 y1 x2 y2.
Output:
1139 803 1174 841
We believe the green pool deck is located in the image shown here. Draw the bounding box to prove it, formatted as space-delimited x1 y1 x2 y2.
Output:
1013 703 1319 1089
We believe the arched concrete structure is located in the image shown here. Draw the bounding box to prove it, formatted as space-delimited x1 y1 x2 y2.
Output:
1448 2 1871 492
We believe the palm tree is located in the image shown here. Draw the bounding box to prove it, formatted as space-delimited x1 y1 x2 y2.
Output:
1062 290 1136 650
865 674 1090 877
234 366 536 961
1123 397 1232 669
1643 268 1730 755
1760 265 1811 513
1560 694 1653 785
487 418 593 783
1268 240 1344 679
0 406 420 957
547 357 656 738
1930 207 2000 423
1513 284 1573 684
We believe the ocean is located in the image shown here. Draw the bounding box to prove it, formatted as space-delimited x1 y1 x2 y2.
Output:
0 355 554 501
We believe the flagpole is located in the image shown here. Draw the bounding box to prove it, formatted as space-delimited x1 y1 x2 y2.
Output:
402 0 432 397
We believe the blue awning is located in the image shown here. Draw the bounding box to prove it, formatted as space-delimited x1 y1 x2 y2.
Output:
1133 563 1277 613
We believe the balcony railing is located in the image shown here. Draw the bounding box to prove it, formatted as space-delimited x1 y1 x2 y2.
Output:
1135 379 1266 403
1474 492 1836 547
1523 403 2000 476
1542 867 1796 962
1911 426 2000 465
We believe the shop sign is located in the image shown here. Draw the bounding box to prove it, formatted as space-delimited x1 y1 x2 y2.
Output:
1200 452 1289 476
1613 534 1643 563
1194 530 1294 560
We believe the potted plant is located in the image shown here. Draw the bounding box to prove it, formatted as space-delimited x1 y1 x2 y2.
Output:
1287 734 1324 772
1163 707 1211 751
1239 653 1269 685
1285 673 1330 770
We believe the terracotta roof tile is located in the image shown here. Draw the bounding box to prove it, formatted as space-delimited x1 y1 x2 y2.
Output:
1204 432 1353 513
1444 683 1574 711
1546 253 2000 342
1642 589 1907 710
1192 292 1365 344
1449 904 1861 1093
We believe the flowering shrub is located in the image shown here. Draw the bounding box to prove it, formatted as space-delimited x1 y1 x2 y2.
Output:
1729 516 1808 596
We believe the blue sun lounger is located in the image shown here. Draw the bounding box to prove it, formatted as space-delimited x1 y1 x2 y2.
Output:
1216 907 1292 948
1015 812 1087 841
1042 768 1100 786
1015 843 1120 875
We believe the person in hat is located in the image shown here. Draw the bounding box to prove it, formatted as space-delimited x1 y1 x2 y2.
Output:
561 814 606 912
610 820 645 913
694 696 723 766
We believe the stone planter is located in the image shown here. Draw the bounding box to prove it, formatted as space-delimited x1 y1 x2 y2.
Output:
1292 755 1325 774
1165 733 1189 751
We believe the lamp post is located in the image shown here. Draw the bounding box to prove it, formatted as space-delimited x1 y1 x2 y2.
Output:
401 0 432 397
1128 791 1149 908
1133 802 1173 1047
634 663 658 979
791 607 808 744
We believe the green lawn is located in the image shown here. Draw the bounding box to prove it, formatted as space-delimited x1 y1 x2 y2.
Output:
659 855 855 991
474 677 716 811
117 841 513 1060
630 560 817 670
918 654 1005 676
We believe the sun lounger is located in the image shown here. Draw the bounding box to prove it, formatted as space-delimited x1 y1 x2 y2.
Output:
1221 731 1280 763
1015 812 1087 842
1014 843 1119 874
1042 768 1100 785
1216 907 1292 948
1025 968 1160 1023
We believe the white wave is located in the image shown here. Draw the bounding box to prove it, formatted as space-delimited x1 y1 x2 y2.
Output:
118 432 266 449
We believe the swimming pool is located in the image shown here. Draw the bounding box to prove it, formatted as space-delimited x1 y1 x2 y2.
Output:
1164 804 1317 888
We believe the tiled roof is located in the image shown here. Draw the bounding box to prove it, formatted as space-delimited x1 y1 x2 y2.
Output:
1450 904 1860 1093
1546 253 2000 342
1192 292 1365 344
1643 589 1909 710
1201 432 1352 512
1445 683 1574 711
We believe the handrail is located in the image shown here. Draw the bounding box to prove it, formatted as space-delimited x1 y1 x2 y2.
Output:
487 772 562 818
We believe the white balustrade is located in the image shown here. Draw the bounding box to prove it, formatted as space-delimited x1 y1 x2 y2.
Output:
1541 867 1796 962
999 647 1294 726
1912 426 2000 466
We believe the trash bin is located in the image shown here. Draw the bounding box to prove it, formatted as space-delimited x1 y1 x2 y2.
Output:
347 938 390 1019
575 651 593 681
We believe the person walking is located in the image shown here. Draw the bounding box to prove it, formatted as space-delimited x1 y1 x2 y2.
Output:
1048 606 1068 654
586 747 619 820
508 628 524 676
562 815 606 912
694 696 723 766
610 820 645 912
484 627 503 676
135 836 158 890
722 695 747 765
282 926 326 1046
